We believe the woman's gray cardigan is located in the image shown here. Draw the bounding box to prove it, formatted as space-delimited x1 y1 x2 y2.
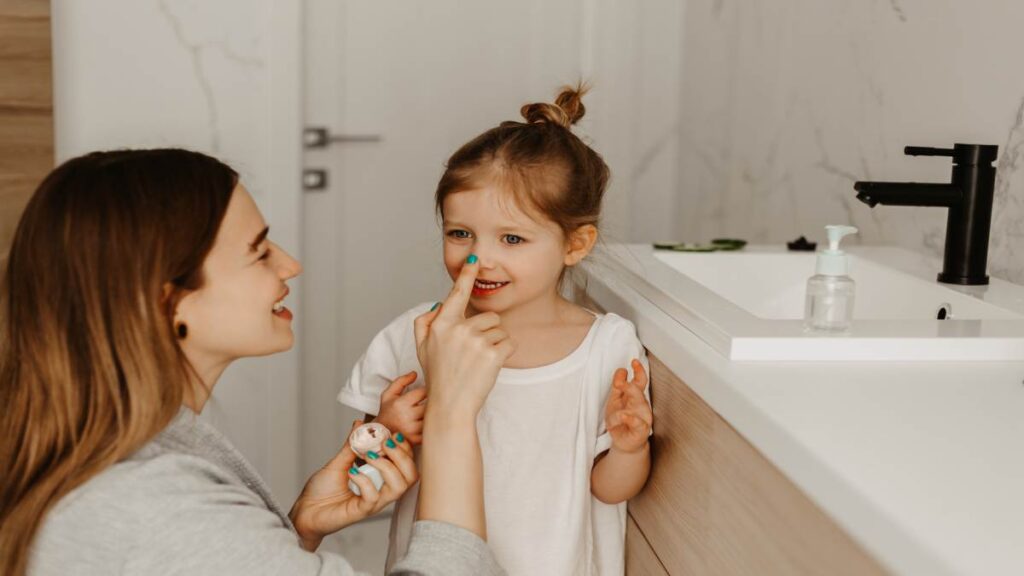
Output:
28 408 505 576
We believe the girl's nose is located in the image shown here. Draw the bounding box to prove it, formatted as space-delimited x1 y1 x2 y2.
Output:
472 248 496 270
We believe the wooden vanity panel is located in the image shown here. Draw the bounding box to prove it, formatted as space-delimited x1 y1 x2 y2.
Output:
577 272 888 574
625 513 669 576
0 0 53 255
627 354 889 576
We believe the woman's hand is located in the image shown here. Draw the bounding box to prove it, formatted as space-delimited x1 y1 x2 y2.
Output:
413 258 515 419
604 359 652 454
374 371 426 444
411 256 515 538
288 420 417 551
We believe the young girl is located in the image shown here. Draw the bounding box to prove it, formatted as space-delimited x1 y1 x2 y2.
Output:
337 85 653 575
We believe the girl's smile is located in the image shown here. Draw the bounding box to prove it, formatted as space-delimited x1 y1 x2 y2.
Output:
472 279 510 297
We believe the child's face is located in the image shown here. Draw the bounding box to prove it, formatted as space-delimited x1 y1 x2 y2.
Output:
442 186 569 314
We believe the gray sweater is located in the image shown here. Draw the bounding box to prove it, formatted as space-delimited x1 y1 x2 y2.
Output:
29 408 505 576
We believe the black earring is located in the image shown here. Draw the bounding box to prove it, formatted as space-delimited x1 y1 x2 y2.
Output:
176 323 188 339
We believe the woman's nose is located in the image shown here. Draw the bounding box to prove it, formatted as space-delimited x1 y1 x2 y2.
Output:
272 243 303 279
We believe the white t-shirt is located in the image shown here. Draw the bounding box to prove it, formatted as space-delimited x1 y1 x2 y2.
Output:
337 303 649 576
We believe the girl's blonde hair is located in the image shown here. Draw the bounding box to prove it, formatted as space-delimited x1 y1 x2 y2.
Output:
0 149 236 575
435 83 610 238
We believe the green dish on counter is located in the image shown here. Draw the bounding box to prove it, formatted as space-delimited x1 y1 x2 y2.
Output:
653 238 748 252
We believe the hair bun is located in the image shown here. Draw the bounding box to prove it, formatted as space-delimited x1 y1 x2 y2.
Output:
520 83 588 128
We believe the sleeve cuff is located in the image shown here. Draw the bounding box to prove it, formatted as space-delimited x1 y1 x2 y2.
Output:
336 389 380 416
390 520 505 576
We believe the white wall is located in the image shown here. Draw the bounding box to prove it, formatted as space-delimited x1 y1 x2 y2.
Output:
51 0 304 501
675 0 1024 284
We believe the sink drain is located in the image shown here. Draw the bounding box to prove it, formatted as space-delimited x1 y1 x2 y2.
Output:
936 303 953 320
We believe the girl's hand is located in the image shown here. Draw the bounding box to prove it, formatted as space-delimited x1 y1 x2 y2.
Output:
375 371 426 444
413 257 515 419
604 359 653 454
289 420 417 551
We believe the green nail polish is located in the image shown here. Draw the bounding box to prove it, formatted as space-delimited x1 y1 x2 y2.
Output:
467 254 478 264
395 433 405 443
386 438 397 449
366 451 379 460
349 466 359 475
430 302 440 311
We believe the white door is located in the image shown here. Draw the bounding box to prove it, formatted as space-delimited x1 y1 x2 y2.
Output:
300 1 684 571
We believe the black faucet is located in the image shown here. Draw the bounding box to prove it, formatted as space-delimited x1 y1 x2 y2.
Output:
853 144 998 285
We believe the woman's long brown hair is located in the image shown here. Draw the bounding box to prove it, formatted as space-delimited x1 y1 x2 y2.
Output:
0 149 236 575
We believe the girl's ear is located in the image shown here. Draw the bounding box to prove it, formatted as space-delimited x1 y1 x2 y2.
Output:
565 225 598 267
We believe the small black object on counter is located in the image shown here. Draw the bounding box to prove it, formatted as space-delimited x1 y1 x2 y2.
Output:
787 236 817 251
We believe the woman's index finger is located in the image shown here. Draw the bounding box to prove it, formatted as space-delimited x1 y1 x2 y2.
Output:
439 258 479 320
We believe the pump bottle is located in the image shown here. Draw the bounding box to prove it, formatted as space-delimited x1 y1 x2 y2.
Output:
804 225 858 333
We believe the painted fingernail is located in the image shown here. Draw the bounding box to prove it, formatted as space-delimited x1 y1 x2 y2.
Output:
395 432 405 443
467 254 478 264
386 438 397 448
366 451 379 460
430 302 440 311
349 466 360 475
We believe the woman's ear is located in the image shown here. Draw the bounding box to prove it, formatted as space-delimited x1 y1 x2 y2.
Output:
161 282 190 322
564 224 598 267
160 282 175 304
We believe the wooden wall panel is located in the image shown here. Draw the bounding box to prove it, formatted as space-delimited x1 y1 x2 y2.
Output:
0 0 53 256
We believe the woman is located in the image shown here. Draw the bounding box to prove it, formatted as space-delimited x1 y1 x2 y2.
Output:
0 149 514 575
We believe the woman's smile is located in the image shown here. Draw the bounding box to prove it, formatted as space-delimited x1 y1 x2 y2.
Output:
272 286 293 320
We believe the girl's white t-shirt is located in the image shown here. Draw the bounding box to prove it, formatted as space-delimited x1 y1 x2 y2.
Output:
337 303 650 576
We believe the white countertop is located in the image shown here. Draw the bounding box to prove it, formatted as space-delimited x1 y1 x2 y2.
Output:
582 258 1024 576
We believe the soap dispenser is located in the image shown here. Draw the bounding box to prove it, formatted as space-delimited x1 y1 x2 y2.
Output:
804 225 858 333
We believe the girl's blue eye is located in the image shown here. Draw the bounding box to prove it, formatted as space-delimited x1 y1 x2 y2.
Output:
504 234 524 245
258 249 271 261
447 230 471 239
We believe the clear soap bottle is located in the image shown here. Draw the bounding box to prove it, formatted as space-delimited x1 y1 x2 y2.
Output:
804 225 858 333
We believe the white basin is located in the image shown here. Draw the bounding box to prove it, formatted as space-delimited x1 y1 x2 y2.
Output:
586 244 1024 361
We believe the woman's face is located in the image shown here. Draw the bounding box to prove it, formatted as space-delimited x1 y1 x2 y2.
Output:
174 185 302 376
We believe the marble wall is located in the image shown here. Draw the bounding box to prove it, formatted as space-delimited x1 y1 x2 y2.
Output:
52 0 303 500
674 0 1024 284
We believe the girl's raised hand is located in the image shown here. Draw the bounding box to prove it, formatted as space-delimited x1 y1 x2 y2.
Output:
375 371 426 444
289 419 417 551
413 256 515 418
604 359 653 454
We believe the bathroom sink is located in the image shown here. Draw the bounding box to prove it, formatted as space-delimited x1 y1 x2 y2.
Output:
587 244 1024 361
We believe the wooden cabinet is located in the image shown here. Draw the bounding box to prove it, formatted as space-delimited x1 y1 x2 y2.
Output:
624 354 888 575
626 513 669 576
0 0 53 255
577 290 888 575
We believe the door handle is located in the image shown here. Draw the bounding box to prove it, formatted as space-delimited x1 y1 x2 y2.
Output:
302 169 328 191
303 127 382 148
